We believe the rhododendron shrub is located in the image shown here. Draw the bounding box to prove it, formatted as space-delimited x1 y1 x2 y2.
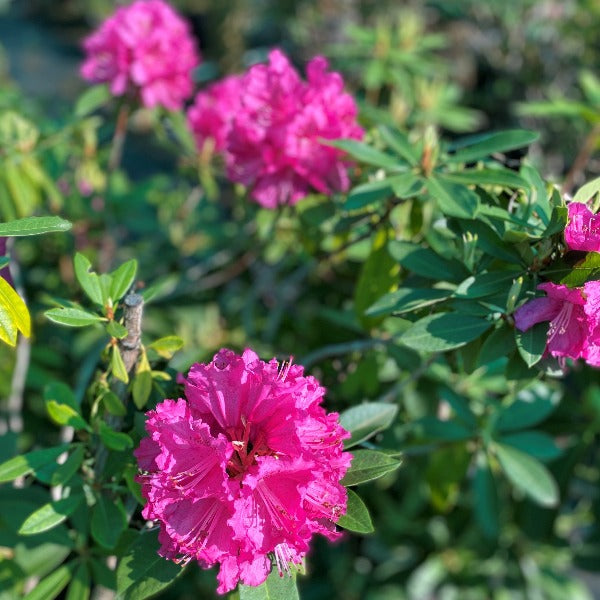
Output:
188 49 363 208
80 0 199 110
135 349 350 593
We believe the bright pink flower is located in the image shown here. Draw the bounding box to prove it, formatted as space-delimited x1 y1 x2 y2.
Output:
187 76 243 152
191 49 362 208
513 281 600 366
135 349 350 594
564 202 600 252
81 0 199 111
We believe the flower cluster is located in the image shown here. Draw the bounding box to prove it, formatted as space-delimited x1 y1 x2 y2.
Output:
187 49 363 208
514 202 600 366
80 0 199 111
135 348 350 594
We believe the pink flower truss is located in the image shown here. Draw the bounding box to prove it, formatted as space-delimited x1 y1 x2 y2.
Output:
135 348 351 594
187 76 243 153
564 202 600 252
513 281 600 366
188 48 363 208
80 0 199 111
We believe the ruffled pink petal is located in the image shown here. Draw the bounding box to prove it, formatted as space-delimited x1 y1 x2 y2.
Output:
514 296 561 331
565 202 600 252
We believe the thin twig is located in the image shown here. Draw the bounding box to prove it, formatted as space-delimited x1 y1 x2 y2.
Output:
108 103 130 172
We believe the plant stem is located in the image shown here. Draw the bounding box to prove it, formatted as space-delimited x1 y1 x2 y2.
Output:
108 103 130 173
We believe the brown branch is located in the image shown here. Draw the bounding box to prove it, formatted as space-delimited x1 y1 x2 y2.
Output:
119 292 144 374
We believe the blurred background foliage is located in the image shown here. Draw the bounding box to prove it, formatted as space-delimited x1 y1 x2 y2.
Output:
2 0 600 599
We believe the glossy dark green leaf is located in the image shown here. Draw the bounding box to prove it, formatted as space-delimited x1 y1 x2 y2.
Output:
444 168 530 189
19 494 84 535
66 562 91 600
366 287 451 317
101 390 127 416
116 529 184 600
455 270 522 299
560 252 600 287
447 130 538 163
412 416 474 441
74 253 103 306
494 442 559 507
495 382 561 432
400 313 492 352
378 126 419 165
107 320 128 339
473 452 499 539
51 446 85 486
478 325 515 365
110 260 138 302
339 402 398 449
0 444 69 482
23 563 74 600
341 450 402 486
337 489 374 533
326 139 399 168
45 307 105 327
388 240 469 282
515 322 548 367
427 176 480 218
498 430 563 462
98 422 133 451
238 568 300 600
91 495 126 549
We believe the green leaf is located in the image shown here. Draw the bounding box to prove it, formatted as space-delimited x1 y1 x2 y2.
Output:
91 494 126 549
116 529 184 600
0 275 30 345
572 175 600 204
388 240 469 282
0 444 69 482
336 488 374 533
444 168 530 189
23 563 74 600
412 416 474 441
326 139 399 168
560 252 600 287
148 335 184 359
46 400 90 431
51 446 85 486
378 126 419 165
478 324 515 365
238 567 301 600
132 371 153 410
73 253 103 305
107 320 128 339
460 219 524 264
19 494 84 535
0 216 72 236
45 307 105 327
0 255 9 269
345 173 421 210
98 422 133 451
498 430 563 462
110 260 138 301
366 287 451 318
455 270 523 299
400 313 492 352
45 381 78 409
339 402 398 449
447 130 539 163
494 442 559 507
66 562 91 600
111 346 129 383
75 84 111 117
473 452 499 539
101 390 127 416
515 322 548 367
543 205 569 237
427 176 480 219
495 382 561 432
354 229 399 327
341 449 402 486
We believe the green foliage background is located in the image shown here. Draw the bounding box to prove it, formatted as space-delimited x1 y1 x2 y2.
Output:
2 1 600 599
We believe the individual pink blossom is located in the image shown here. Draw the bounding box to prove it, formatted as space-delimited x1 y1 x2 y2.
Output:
187 76 243 152
80 0 199 111
513 281 600 366
564 202 600 252
189 49 362 208
135 348 351 594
